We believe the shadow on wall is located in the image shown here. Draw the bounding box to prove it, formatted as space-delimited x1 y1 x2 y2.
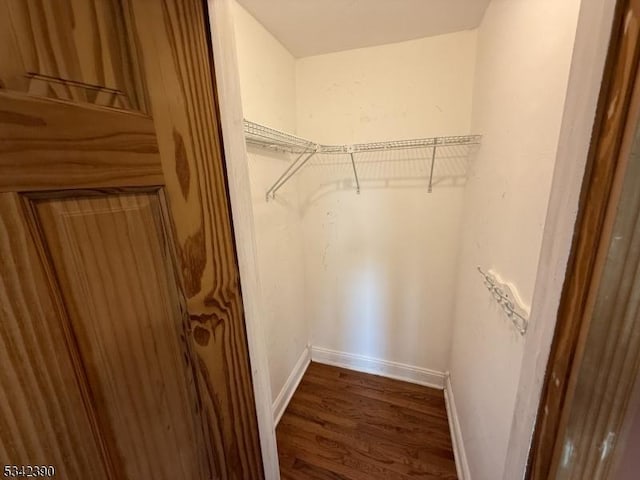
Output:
245 141 471 370
297 145 478 212
338 248 436 360
247 143 478 210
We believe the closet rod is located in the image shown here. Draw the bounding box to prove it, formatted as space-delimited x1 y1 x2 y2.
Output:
243 119 481 199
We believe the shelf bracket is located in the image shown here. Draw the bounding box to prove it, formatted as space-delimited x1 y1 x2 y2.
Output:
266 149 317 201
348 147 360 194
428 141 438 193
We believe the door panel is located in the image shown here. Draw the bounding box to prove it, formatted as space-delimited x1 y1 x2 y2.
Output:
129 1 264 477
0 0 144 110
30 191 207 480
0 193 109 479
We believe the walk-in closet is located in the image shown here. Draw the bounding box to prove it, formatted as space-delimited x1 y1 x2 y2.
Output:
2 0 635 478
207 0 618 478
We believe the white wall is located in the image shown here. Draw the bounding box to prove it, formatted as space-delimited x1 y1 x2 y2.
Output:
448 1 582 479
296 32 477 373
296 32 477 143
232 1 309 405
233 2 296 130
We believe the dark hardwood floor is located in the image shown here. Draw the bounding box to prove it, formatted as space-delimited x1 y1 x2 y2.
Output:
276 362 458 479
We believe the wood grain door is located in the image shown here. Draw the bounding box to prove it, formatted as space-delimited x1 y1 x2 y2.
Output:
0 1 263 479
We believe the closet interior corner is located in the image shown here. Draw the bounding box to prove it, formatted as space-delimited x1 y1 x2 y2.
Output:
244 119 482 199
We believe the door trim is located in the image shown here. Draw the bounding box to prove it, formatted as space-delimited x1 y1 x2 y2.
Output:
527 0 640 477
502 0 620 478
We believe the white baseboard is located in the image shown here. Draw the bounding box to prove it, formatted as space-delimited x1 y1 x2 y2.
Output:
444 373 471 480
310 346 445 389
272 345 311 426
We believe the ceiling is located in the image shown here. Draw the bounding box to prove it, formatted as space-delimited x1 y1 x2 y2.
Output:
237 0 491 58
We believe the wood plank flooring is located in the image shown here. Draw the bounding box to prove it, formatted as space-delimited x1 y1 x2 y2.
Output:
276 362 458 479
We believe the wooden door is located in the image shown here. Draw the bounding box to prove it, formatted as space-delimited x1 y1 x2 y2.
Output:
0 1 264 479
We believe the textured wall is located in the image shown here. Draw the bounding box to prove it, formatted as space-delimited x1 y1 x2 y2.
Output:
295 32 477 372
448 1 581 478
232 1 309 404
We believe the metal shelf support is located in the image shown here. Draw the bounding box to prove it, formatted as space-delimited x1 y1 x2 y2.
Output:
265 148 313 200
267 150 317 201
428 141 438 193
348 147 360 194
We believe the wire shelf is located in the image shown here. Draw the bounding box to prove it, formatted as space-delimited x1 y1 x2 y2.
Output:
244 120 316 153
352 135 481 153
243 119 481 199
